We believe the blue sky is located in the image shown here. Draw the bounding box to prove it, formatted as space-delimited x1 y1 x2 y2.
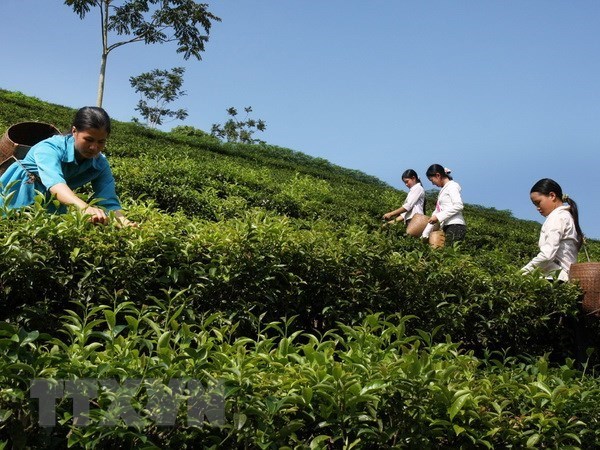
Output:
2 1 600 238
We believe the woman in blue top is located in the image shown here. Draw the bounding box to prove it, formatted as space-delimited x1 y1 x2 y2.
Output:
0 106 135 227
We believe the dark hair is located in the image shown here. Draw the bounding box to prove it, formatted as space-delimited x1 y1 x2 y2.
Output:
530 178 584 248
401 169 421 184
72 106 111 135
426 163 452 180
402 168 426 213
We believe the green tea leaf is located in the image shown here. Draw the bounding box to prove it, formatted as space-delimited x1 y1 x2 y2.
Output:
448 393 470 420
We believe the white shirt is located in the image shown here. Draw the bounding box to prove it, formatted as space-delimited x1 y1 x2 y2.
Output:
522 205 580 281
401 182 425 221
434 180 465 227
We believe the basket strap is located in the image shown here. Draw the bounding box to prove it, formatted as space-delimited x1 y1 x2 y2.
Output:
9 156 40 185
582 238 591 263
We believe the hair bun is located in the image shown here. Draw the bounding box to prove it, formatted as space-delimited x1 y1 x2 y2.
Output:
444 167 452 174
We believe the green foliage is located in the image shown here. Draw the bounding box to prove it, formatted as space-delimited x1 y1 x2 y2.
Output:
2 90 600 448
0 90 73 133
0 203 590 359
2 312 600 448
170 125 214 139
63 0 221 105
211 106 267 144
130 66 188 128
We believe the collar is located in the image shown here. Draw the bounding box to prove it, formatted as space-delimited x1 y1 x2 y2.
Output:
549 205 570 216
438 179 454 193
65 135 76 163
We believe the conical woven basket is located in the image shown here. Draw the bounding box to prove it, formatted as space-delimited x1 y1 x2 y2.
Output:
569 262 600 316
0 122 61 175
406 213 429 237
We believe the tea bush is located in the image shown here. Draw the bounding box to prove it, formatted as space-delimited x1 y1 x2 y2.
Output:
0 202 589 358
2 311 600 448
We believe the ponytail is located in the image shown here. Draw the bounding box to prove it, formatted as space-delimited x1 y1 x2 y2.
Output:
565 197 584 249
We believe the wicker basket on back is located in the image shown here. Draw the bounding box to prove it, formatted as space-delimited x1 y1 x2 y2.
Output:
0 122 61 176
569 262 600 316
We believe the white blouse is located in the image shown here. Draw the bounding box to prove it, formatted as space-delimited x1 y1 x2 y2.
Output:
434 180 465 227
522 205 580 281
401 182 425 221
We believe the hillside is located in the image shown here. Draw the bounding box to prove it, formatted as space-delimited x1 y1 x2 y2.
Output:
3 89 598 263
2 89 600 448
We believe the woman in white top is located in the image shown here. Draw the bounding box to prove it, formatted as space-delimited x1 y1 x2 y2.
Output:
382 169 425 226
522 178 583 281
423 164 466 244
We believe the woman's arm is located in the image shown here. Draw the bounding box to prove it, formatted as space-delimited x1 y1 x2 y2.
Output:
383 186 423 220
402 185 424 212
49 183 109 224
522 222 563 273
383 206 407 220
49 184 137 227
90 159 137 227
430 183 463 224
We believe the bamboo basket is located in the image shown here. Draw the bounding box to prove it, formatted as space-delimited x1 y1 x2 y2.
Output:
0 122 61 175
429 230 446 248
406 213 429 237
569 262 600 316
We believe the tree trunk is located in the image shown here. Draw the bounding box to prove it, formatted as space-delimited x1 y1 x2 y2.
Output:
96 52 107 107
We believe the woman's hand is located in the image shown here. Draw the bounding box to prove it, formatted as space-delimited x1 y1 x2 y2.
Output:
115 216 138 228
84 208 139 227
113 210 138 228
383 207 406 221
82 206 109 225
428 215 439 224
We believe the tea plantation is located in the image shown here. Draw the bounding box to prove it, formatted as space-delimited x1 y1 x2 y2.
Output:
2 89 600 448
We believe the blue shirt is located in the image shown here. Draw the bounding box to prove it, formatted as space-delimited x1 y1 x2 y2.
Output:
0 134 121 211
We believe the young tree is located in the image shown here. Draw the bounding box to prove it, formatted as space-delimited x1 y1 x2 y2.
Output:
130 66 188 128
211 107 267 144
64 0 221 107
